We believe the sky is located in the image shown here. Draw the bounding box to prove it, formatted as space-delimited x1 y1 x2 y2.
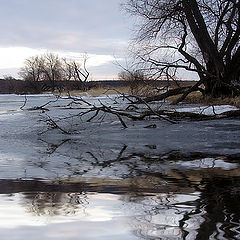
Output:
0 0 132 80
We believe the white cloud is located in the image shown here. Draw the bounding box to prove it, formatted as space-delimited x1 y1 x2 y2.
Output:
0 0 131 80
0 47 44 69
0 46 119 69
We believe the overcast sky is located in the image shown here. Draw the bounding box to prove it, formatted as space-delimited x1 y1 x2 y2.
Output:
0 0 133 80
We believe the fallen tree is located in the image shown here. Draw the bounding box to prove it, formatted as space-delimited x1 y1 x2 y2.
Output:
22 94 240 133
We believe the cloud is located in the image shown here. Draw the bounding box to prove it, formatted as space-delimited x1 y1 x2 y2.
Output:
0 0 131 79
0 47 43 69
0 46 121 68
0 0 131 53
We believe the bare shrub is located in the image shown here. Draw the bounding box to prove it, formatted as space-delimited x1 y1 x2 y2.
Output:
118 70 155 96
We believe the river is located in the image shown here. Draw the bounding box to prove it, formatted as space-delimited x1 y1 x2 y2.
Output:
0 94 239 239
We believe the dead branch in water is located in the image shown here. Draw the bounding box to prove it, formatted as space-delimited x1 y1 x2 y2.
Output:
45 115 71 134
21 95 61 112
20 95 27 110
24 91 240 135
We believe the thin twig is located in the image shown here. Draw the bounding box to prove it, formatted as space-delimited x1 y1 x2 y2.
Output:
20 95 27 110
46 115 71 134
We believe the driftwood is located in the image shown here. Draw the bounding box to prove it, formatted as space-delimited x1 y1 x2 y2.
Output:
171 80 204 105
22 92 240 134
86 147 240 174
45 115 71 134
134 86 190 103
63 96 240 128
21 95 60 112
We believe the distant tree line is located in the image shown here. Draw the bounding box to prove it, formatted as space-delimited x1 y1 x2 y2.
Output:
0 53 92 94
19 52 90 92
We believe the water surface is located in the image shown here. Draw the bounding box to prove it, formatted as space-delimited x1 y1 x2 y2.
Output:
0 94 240 239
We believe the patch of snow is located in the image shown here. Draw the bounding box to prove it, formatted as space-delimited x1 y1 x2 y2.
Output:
175 158 238 170
176 105 238 115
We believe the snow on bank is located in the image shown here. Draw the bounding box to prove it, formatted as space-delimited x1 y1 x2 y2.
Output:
176 104 238 115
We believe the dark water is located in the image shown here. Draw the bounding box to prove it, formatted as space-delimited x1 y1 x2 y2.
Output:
0 151 240 240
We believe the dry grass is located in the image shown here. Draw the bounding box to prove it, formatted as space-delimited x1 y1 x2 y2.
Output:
201 96 240 108
169 91 240 108
64 84 158 97
66 86 131 97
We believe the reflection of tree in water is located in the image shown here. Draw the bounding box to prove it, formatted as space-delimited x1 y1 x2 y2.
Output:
121 175 240 240
23 139 240 238
121 191 200 239
0 179 91 217
196 176 240 240
38 139 240 179
23 191 88 217
1 176 240 238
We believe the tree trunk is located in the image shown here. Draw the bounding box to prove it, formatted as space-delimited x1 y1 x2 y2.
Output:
203 61 240 97
204 78 227 97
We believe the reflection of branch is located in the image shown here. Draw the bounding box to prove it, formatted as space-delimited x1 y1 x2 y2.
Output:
88 145 128 168
117 145 128 159
86 151 99 164
45 115 71 134
20 95 27 110
40 138 71 155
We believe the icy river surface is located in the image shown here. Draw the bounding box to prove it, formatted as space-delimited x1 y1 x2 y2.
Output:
0 94 240 240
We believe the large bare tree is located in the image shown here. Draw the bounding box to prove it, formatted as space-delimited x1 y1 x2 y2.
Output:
124 0 240 100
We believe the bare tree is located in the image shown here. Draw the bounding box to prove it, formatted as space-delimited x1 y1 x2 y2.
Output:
20 53 90 91
20 53 62 91
61 58 75 82
124 0 240 101
72 54 90 83
118 69 152 95
41 53 62 91
19 56 43 82
62 54 90 90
